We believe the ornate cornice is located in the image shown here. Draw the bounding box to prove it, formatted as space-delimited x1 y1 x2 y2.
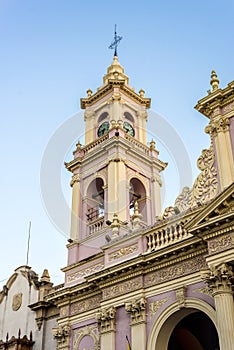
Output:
80 81 151 109
195 80 234 118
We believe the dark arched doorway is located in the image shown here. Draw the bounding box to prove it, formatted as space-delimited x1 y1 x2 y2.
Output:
168 311 219 350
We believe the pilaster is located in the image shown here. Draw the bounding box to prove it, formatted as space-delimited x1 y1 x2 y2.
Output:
96 307 116 350
205 116 234 190
70 174 81 241
125 298 146 350
201 263 234 350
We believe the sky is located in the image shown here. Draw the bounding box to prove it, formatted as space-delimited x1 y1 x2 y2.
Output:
0 0 234 285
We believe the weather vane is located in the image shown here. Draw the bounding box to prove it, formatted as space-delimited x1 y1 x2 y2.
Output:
109 24 123 57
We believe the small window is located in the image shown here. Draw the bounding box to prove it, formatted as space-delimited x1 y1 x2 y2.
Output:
124 112 134 123
98 112 108 123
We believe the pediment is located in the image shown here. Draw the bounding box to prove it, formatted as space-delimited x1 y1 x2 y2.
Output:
185 182 234 234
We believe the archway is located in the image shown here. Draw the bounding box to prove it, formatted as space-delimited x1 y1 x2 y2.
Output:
168 311 219 350
147 299 219 350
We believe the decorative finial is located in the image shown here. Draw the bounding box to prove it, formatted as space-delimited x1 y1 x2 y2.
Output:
210 70 219 91
150 139 156 150
109 24 123 57
139 89 145 97
87 89 92 97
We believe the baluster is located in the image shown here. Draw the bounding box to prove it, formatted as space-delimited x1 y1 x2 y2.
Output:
169 226 174 242
147 234 152 251
152 233 156 250
156 231 160 248
178 224 183 239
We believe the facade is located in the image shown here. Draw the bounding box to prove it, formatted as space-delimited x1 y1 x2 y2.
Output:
0 57 234 350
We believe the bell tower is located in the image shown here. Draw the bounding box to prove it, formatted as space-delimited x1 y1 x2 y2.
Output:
65 56 167 263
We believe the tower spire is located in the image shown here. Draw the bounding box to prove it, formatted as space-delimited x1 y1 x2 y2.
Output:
109 24 123 57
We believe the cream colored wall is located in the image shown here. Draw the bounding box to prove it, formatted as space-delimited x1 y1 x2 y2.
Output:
0 268 38 340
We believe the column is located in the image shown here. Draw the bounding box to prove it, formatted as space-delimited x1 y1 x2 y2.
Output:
96 307 116 350
151 175 162 219
84 110 95 144
107 159 127 222
70 174 81 241
125 298 146 350
201 263 234 350
206 116 234 190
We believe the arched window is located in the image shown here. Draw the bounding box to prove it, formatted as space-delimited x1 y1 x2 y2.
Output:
86 178 104 222
98 112 108 123
129 178 147 222
124 112 134 123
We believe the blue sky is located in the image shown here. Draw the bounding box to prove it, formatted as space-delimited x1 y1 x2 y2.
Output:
0 0 234 284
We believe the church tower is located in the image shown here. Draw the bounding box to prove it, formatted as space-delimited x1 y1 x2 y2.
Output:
65 56 167 263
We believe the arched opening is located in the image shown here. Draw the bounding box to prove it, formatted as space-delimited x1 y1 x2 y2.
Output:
98 112 108 123
86 178 104 234
168 311 219 350
129 178 147 222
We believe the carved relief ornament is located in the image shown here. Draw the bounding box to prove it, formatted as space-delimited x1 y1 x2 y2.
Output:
174 144 218 212
73 325 99 350
12 292 23 311
149 298 169 320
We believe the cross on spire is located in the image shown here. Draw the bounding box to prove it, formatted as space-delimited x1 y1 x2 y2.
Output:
108 24 123 57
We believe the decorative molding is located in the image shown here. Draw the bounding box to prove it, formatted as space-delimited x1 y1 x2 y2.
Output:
70 296 101 315
73 325 99 350
125 297 146 324
66 264 104 284
103 277 143 300
201 263 234 295
175 286 187 309
149 298 169 320
145 256 207 287
96 307 116 333
208 232 234 254
175 144 218 212
60 306 69 317
108 243 138 262
12 293 23 311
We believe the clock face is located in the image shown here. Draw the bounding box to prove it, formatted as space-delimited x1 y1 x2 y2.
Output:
123 121 135 137
97 121 110 137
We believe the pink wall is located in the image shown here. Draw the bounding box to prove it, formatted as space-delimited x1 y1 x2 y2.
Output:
115 306 131 350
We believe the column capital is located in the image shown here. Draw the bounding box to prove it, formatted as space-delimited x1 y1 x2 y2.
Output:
125 297 146 325
52 324 70 350
205 116 230 135
201 263 234 295
70 174 81 187
96 307 116 333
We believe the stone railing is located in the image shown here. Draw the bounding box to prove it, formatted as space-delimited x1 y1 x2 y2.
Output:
83 134 109 155
125 134 150 155
88 216 105 235
145 222 191 252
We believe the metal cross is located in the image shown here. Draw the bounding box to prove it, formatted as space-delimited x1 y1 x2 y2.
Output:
109 24 123 57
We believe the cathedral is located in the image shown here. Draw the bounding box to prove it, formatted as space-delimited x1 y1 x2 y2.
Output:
0 55 234 350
